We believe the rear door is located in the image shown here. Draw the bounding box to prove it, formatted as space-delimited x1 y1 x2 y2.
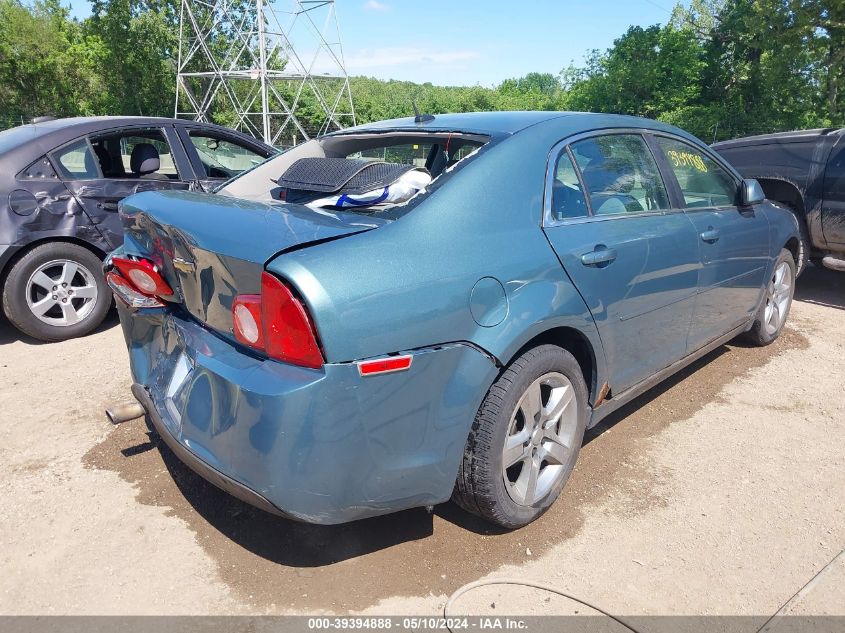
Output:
176 126 274 193
543 132 700 393
821 131 845 246
650 135 770 351
52 126 195 249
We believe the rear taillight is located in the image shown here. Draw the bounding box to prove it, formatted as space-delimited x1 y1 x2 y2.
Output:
106 270 166 309
231 272 324 369
232 295 264 348
112 257 173 297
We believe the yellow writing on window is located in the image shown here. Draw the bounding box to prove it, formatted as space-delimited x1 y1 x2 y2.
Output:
667 150 708 173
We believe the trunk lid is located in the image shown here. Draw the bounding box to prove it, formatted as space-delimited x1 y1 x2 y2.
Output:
118 190 385 336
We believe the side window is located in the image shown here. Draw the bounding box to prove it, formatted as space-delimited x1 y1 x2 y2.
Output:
189 133 268 179
89 129 179 180
550 150 588 220
52 139 99 180
656 137 737 208
571 134 669 216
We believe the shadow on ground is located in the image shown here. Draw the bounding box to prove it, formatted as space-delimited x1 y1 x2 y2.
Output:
84 317 807 611
795 263 845 310
0 310 119 346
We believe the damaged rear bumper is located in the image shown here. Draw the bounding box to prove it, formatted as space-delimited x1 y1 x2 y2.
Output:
130 382 286 517
115 304 497 524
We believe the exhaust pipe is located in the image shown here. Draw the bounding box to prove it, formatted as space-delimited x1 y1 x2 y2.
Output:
105 401 147 424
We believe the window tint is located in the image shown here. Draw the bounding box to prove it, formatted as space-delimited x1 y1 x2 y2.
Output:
89 129 178 179
571 134 669 216
53 139 99 180
189 133 267 179
551 150 588 220
656 137 737 208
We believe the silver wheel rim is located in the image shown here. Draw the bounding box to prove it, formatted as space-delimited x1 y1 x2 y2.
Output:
502 372 579 506
25 259 98 327
763 261 792 336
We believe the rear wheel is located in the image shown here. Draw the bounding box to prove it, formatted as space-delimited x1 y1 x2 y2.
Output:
743 249 795 346
452 345 588 529
2 242 111 341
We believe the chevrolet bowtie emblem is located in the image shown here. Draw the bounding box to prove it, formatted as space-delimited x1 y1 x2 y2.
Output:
172 257 195 274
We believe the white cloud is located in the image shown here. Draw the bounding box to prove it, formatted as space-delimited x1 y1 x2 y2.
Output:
343 47 481 70
363 0 389 10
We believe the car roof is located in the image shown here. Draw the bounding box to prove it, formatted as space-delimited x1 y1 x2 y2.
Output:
331 110 697 140
0 116 272 167
713 128 842 150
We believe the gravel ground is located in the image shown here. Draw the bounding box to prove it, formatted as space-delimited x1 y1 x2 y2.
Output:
0 263 842 617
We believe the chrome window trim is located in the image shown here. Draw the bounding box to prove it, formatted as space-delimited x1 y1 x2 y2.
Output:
544 128 676 228
543 127 743 228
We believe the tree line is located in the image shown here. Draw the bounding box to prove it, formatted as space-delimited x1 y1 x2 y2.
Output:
0 0 842 142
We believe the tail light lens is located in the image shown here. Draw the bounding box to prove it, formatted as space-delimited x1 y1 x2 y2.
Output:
106 270 165 309
111 257 173 297
231 272 324 369
232 295 264 348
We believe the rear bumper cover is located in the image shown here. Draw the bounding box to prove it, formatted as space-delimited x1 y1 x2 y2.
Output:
117 304 497 524
131 382 285 517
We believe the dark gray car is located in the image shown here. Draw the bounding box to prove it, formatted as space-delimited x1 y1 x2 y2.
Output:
0 116 276 341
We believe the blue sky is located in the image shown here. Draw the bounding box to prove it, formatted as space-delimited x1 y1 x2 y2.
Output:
67 0 680 87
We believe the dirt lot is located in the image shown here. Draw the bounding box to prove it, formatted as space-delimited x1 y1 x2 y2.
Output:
0 264 843 617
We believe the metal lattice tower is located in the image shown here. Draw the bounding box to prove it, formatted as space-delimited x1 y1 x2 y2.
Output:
175 0 356 146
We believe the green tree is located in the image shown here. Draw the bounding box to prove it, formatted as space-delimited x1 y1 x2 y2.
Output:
563 25 704 121
0 0 108 119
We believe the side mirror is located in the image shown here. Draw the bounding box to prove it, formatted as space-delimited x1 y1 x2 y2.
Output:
740 178 765 206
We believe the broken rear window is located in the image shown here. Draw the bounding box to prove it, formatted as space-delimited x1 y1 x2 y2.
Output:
217 131 490 214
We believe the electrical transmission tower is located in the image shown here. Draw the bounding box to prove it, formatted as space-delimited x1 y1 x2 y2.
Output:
175 0 355 146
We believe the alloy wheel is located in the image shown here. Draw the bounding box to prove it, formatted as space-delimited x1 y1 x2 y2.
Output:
763 261 792 336
502 372 579 506
25 259 99 327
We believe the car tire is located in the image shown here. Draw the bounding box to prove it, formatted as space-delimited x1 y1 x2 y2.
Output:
2 242 111 342
452 344 588 529
743 248 795 347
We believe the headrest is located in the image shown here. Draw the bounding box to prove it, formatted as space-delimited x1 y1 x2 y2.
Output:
130 143 160 175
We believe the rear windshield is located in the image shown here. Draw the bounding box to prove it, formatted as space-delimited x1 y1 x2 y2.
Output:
348 141 481 167
218 131 489 214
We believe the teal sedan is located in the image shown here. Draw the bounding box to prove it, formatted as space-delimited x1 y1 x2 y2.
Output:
107 111 799 528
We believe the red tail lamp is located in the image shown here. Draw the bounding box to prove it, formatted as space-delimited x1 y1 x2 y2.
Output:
111 257 173 297
231 272 324 369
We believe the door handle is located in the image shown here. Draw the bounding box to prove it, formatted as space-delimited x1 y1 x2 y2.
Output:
580 246 618 267
700 227 720 243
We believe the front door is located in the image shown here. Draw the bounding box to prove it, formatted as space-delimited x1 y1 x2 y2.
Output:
176 127 273 193
650 135 771 351
543 133 701 393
